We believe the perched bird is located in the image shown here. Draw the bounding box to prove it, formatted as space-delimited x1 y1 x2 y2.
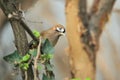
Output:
29 24 65 49
40 24 65 46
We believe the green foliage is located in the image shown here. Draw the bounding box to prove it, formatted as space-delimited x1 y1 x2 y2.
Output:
85 77 91 80
37 63 43 70
3 50 22 64
19 63 29 70
42 73 55 80
3 50 31 63
42 74 49 80
3 35 55 79
3 50 30 70
41 54 54 61
21 54 30 62
41 39 54 54
32 30 40 38
45 63 53 72
29 49 37 57
40 39 55 80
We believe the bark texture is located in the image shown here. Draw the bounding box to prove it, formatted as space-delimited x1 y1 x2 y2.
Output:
66 0 95 79
66 0 115 80
0 0 34 80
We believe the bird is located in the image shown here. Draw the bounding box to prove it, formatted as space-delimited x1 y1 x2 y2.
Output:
29 24 65 49
40 24 65 46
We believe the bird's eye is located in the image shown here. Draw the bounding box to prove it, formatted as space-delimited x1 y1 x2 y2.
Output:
56 27 65 33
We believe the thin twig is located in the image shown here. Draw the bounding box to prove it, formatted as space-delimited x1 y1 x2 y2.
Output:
20 19 39 43
34 37 41 80
25 71 28 80
25 19 43 24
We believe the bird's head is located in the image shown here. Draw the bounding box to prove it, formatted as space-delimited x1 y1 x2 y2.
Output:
41 24 65 46
52 24 65 36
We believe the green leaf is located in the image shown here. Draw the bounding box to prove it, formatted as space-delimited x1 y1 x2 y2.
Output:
41 54 54 61
42 74 48 80
41 39 54 54
46 54 54 59
32 30 40 38
3 50 22 64
45 63 53 71
85 77 91 80
19 63 29 70
21 54 30 62
29 49 37 57
37 63 43 70
42 73 55 80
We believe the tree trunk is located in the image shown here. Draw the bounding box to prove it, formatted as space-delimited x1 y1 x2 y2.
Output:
66 0 115 80
66 0 95 79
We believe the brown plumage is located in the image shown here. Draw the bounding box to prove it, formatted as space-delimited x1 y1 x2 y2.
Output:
29 24 65 49
40 24 65 46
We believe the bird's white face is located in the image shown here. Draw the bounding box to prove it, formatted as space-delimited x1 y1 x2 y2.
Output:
56 27 65 33
56 27 65 36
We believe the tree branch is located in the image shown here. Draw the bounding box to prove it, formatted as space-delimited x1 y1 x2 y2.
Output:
20 19 39 43
66 0 115 79
10 19 29 55
88 0 115 47
89 0 100 16
78 0 88 27
83 0 115 65
0 0 34 80
0 9 6 30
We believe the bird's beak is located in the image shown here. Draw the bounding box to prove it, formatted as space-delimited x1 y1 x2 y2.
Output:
60 33 65 36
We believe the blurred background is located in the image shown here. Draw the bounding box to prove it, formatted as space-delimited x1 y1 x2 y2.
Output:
0 0 120 80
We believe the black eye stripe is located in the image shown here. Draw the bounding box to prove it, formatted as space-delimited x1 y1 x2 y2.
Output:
63 29 65 33
56 27 65 33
